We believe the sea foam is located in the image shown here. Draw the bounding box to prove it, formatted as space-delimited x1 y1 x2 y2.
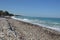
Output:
11 16 60 32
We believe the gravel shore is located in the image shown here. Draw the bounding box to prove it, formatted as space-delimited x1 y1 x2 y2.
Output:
0 18 60 40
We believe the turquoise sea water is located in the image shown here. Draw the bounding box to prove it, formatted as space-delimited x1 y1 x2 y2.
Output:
11 16 60 31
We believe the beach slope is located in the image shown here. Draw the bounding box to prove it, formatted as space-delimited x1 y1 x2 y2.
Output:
0 18 60 40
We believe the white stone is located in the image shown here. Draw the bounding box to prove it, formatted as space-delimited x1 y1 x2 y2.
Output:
0 32 5 38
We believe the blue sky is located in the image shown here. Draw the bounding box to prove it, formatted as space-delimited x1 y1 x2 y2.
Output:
0 0 60 18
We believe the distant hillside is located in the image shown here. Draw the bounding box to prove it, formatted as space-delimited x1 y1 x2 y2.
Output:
0 10 14 16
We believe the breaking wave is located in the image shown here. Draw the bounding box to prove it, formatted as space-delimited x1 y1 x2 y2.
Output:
11 16 60 32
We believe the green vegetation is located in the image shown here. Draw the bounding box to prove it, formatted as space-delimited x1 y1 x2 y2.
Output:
0 10 14 16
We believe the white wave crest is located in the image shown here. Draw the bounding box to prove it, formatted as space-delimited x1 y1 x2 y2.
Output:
11 16 60 32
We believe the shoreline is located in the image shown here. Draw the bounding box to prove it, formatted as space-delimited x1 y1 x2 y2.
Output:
11 16 60 32
8 18 60 40
0 17 60 40
11 18 60 34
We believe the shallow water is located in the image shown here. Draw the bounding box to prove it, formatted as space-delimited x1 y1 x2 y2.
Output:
11 16 60 31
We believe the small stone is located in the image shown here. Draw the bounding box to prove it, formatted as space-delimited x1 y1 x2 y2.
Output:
0 32 5 38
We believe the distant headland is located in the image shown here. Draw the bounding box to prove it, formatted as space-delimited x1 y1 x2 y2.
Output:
0 10 14 17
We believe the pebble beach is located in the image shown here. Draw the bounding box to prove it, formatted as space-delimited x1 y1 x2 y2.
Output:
0 17 60 40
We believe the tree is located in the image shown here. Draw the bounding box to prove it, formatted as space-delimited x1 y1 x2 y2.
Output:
0 10 3 16
4 11 9 16
0 10 14 16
